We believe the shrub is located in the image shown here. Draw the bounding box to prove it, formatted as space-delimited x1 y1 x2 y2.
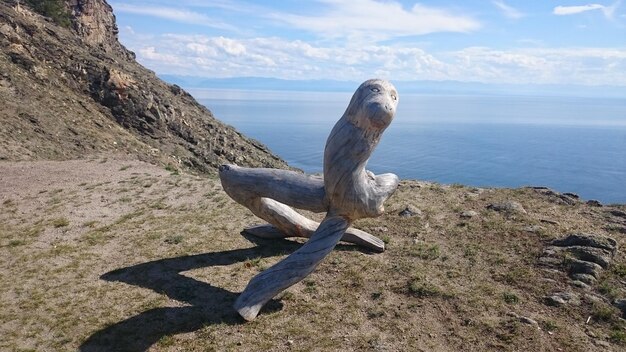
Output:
503 292 519 304
24 0 71 27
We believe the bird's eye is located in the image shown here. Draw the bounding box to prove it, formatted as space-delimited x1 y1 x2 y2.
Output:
371 87 380 93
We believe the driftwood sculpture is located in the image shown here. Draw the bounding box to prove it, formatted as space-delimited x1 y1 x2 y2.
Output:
219 79 399 321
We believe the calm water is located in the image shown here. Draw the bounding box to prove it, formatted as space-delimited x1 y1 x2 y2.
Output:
194 89 626 204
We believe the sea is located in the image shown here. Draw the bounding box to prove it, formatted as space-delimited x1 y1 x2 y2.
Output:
193 89 626 204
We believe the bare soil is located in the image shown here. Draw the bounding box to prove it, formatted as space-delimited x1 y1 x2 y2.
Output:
1 157 625 351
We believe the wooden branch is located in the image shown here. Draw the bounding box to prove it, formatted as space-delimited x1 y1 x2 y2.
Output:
220 165 326 213
220 165 385 251
234 215 349 321
219 79 399 320
243 223 385 252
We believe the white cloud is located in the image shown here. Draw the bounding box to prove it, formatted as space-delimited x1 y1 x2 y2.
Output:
272 0 480 41
492 0 525 19
450 46 626 85
553 2 621 19
120 31 626 86
110 3 237 30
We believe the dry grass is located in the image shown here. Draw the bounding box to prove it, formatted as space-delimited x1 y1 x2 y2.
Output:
0 158 625 351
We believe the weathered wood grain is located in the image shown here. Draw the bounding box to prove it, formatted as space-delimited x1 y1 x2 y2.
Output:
220 79 399 320
235 215 350 321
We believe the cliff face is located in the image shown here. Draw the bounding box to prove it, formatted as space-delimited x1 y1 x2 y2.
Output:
0 0 287 172
66 0 131 58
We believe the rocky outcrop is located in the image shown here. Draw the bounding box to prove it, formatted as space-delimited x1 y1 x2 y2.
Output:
0 1 288 172
539 233 617 284
66 0 132 59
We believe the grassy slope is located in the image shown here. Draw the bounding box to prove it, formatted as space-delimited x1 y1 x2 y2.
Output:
0 158 625 351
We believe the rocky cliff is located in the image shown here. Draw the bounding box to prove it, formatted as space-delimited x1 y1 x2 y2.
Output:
0 0 287 172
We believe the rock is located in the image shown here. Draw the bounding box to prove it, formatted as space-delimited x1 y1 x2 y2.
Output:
545 295 567 307
570 273 597 285
538 246 564 266
608 209 626 218
557 193 580 205
571 280 590 289
460 210 478 218
545 292 580 307
541 233 617 287
551 233 617 253
568 258 603 278
613 299 626 317
594 340 611 348
519 316 539 326
523 225 545 233
372 226 388 233
537 255 562 267
540 218 559 225
533 188 579 205
486 201 527 214
564 246 613 268
605 225 626 234
586 200 602 207
584 294 603 303
507 312 539 327
399 205 421 218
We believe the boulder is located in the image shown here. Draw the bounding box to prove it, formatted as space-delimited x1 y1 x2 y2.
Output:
398 205 422 218
568 259 603 278
545 292 580 307
486 201 526 214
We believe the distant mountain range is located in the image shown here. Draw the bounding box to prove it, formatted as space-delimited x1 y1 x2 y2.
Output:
160 75 626 99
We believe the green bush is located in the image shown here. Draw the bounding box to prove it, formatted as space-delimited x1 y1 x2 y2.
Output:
24 0 71 27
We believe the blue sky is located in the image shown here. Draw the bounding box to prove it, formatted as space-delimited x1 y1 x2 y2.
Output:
110 0 626 86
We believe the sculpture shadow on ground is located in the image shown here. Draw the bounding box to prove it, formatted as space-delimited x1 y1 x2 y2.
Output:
79 233 374 352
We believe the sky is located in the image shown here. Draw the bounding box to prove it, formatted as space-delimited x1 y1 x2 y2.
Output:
110 0 626 86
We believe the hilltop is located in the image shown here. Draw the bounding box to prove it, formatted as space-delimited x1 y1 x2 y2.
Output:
0 157 625 351
0 0 287 172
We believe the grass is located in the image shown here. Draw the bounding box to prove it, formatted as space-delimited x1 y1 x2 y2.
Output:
1 160 624 351
51 217 69 228
408 242 441 260
503 292 520 304
543 320 558 332
165 164 180 175
500 267 535 286
8 239 26 247
598 281 620 301
82 220 98 228
407 274 450 298
610 326 626 344
612 263 626 278
592 303 618 322
163 234 183 245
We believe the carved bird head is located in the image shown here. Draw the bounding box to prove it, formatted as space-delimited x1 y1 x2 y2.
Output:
344 79 398 131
